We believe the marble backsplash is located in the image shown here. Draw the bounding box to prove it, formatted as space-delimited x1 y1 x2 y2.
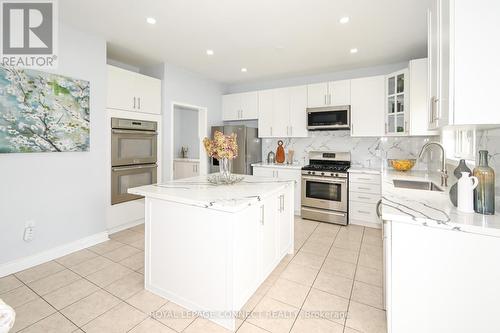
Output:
262 130 440 170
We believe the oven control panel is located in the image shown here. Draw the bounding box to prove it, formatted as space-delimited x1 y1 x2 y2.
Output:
301 170 348 178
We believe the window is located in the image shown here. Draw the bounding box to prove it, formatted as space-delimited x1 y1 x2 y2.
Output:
453 129 476 161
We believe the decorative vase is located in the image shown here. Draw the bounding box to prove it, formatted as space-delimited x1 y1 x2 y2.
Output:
473 150 496 215
276 140 285 164
219 158 231 180
457 172 479 213
449 159 472 207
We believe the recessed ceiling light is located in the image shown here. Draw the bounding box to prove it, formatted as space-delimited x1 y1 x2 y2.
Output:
206 49 214 56
241 68 248 73
339 16 350 24
146 17 156 24
350 48 358 54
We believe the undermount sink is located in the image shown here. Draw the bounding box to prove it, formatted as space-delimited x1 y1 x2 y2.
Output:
393 179 444 192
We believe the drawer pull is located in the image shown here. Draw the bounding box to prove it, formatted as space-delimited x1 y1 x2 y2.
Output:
358 210 371 214
357 196 371 200
358 187 371 191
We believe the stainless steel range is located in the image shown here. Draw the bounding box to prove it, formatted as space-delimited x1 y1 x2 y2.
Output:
301 151 351 225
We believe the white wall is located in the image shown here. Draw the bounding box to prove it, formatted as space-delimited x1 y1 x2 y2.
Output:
174 106 200 159
142 63 224 180
225 62 408 93
0 24 107 265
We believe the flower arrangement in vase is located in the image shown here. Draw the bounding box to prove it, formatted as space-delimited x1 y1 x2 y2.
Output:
203 131 241 183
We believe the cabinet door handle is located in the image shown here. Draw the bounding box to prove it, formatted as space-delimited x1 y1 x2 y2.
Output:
270 126 273 136
138 97 141 109
286 126 289 136
404 120 408 133
260 206 265 225
324 95 327 105
328 94 332 105
385 123 388 134
133 97 136 109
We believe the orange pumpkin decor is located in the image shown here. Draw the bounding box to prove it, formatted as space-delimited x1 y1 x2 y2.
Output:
276 140 285 164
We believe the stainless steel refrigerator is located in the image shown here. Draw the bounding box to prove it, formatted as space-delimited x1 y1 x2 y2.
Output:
210 125 262 175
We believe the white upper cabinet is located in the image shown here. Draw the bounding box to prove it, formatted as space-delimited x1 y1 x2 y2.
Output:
107 65 161 115
385 69 409 136
350 75 385 137
409 58 438 136
257 90 274 137
222 92 258 121
330 80 351 106
429 0 500 127
307 80 350 108
306 82 329 108
271 88 289 138
258 86 308 138
288 85 308 137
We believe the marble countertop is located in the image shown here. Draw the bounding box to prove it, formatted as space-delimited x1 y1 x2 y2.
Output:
381 168 500 237
348 167 381 175
128 174 293 213
251 162 303 170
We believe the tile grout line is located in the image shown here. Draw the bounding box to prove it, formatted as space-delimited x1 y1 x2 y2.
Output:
13 276 82 332
343 227 366 333
286 223 346 333
244 218 321 333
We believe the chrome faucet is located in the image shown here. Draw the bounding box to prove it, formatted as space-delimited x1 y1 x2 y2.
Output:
418 142 448 187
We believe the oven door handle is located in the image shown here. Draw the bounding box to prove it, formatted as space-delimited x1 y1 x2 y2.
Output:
112 129 158 135
112 164 157 172
302 176 347 184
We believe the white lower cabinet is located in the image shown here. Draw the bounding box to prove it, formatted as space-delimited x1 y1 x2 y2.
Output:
387 221 500 333
173 160 199 179
349 172 381 228
253 166 301 215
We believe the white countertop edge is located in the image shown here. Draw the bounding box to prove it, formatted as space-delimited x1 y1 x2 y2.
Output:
251 162 303 170
382 210 500 238
129 177 294 213
380 168 500 237
173 158 200 163
348 167 381 175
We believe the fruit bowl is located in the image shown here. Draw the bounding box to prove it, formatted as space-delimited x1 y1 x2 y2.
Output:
389 159 416 171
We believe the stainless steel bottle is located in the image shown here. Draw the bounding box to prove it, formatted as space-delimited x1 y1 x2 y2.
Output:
473 150 495 215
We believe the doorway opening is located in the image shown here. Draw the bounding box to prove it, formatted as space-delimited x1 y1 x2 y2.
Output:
171 102 207 180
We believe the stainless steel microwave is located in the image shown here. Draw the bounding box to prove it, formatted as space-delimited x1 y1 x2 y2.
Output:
307 105 350 130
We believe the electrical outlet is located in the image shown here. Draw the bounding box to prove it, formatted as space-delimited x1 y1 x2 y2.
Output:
23 220 35 242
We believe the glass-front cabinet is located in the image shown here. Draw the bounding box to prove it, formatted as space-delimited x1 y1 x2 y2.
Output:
385 69 409 135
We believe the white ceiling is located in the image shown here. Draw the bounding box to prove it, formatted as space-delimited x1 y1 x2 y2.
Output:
60 0 432 85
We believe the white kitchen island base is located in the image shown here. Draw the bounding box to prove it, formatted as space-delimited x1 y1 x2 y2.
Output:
130 176 294 331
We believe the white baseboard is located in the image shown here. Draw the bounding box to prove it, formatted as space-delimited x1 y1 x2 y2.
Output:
0 231 109 277
350 219 382 229
108 218 144 235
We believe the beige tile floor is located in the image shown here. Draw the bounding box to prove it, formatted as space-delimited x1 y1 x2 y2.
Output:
0 218 386 333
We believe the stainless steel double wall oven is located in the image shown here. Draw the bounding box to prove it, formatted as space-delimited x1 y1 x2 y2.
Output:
111 118 158 204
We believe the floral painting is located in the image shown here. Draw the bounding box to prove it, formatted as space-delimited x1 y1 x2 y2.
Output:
0 66 90 153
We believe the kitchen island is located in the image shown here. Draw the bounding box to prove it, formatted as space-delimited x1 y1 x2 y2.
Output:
129 175 294 331
381 168 500 333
